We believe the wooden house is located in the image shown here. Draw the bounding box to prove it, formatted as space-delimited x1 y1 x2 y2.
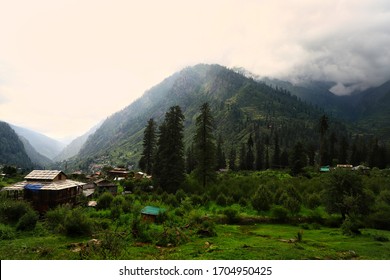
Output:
2 170 85 212
108 168 130 180
94 178 117 195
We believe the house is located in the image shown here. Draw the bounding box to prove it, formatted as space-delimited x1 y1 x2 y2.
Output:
336 164 353 169
134 171 146 180
94 178 117 195
320 166 331 172
108 168 130 180
1 170 85 212
141 206 165 222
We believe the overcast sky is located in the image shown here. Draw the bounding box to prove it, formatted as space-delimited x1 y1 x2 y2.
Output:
1 0 389 141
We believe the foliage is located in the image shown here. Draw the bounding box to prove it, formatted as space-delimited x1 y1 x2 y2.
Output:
63 207 94 237
16 210 39 231
139 118 157 175
324 169 371 219
97 192 114 210
153 106 186 193
251 185 273 212
45 204 71 232
193 102 217 188
0 199 34 224
0 223 16 240
271 205 289 222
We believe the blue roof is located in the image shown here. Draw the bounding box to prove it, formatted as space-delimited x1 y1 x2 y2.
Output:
141 206 165 216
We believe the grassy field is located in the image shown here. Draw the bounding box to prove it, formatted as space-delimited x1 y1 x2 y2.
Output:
1 223 389 260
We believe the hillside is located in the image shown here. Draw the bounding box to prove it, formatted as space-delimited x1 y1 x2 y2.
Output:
54 121 102 162
18 136 53 168
72 64 348 170
10 124 65 160
263 78 390 141
0 121 33 169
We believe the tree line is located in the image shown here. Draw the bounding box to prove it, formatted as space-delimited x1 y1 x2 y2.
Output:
139 104 390 193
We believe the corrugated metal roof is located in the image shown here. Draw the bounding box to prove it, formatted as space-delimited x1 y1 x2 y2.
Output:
141 206 165 216
25 170 65 180
2 180 86 191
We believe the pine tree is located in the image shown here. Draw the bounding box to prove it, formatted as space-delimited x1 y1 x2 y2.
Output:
290 142 307 176
216 134 226 170
246 134 255 170
153 106 185 193
319 115 329 166
272 133 281 168
228 147 237 171
255 139 264 170
193 103 216 188
239 143 246 170
139 118 156 175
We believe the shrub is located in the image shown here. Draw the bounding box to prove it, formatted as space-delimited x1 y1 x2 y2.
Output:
252 185 273 212
216 193 228 206
373 234 389 242
45 204 71 231
271 205 289 223
63 207 93 237
341 216 361 236
306 193 322 209
0 200 33 224
97 192 114 210
16 210 39 231
197 219 217 237
366 205 390 230
223 207 240 224
0 223 16 240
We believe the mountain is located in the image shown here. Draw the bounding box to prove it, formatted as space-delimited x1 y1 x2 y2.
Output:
0 121 33 169
353 80 390 140
18 136 53 168
72 64 348 170
54 121 103 162
10 125 65 160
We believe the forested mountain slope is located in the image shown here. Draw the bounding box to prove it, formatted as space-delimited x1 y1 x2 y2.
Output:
0 121 33 169
73 64 347 170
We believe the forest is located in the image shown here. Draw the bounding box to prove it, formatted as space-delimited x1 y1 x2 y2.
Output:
0 103 389 260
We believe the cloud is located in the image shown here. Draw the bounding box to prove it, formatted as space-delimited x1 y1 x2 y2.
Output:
0 0 390 138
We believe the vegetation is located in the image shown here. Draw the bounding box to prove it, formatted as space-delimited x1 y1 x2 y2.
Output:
1 167 390 260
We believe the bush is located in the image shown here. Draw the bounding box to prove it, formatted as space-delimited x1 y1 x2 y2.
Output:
306 193 322 209
366 205 390 230
252 185 273 212
16 210 39 231
0 200 33 224
97 192 114 210
341 216 361 236
0 223 16 240
45 204 71 231
63 208 93 237
216 193 228 206
197 219 217 237
223 207 240 224
271 205 289 223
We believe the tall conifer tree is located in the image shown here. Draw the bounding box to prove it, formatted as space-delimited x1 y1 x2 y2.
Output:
193 102 216 188
153 106 185 193
139 118 156 175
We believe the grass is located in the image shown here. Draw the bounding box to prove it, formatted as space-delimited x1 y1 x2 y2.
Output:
2 223 389 260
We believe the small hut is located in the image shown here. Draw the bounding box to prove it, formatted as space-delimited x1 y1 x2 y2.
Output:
141 206 165 222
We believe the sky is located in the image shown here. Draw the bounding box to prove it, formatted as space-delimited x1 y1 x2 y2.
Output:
0 0 390 142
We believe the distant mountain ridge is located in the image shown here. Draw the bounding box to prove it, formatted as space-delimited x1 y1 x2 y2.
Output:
54 121 103 162
10 124 65 160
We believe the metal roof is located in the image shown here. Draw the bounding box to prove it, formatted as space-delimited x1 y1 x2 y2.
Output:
2 179 86 191
141 206 165 216
25 170 65 180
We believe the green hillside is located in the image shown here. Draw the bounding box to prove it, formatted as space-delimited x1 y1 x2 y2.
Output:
0 121 33 169
71 64 349 170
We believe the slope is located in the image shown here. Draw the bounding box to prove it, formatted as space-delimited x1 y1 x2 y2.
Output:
10 125 65 160
0 121 33 169
54 121 103 162
73 64 338 170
